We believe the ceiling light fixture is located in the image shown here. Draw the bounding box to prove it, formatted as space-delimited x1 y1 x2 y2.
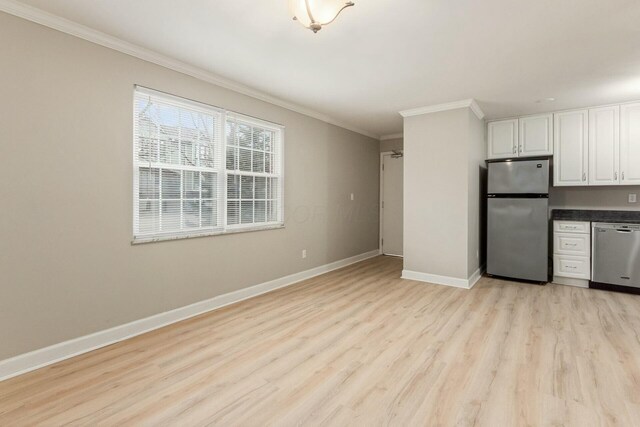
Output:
290 0 355 33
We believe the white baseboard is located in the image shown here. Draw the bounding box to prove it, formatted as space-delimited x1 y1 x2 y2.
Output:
402 265 485 290
468 265 486 289
0 249 380 382
382 253 403 258
552 276 589 288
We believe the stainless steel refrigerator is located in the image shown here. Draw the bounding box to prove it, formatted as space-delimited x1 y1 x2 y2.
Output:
487 159 549 282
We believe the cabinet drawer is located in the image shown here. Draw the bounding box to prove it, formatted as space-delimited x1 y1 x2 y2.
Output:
553 255 591 280
554 232 591 256
553 221 590 234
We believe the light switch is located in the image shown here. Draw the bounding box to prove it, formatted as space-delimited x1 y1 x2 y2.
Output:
629 194 637 203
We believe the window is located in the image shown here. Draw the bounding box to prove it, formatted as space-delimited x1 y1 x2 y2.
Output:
133 87 283 242
225 114 283 228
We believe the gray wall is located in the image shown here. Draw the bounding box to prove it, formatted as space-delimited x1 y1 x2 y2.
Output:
550 186 640 210
380 138 403 152
0 13 380 360
403 108 485 281
467 110 487 276
404 109 471 280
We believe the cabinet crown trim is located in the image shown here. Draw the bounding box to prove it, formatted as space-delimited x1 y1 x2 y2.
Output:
400 99 485 120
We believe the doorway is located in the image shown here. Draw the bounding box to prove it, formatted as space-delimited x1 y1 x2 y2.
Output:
380 151 403 256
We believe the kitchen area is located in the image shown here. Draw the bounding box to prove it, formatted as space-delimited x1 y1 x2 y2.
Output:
486 101 640 293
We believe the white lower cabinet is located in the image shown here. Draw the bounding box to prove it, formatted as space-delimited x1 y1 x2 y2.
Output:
553 221 591 287
553 255 591 279
553 220 590 234
554 232 590 257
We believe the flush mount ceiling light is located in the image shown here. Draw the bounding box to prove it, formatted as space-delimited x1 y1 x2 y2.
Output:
290 0 355 33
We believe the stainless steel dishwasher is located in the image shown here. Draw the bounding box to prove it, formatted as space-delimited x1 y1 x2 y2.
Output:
592 223 640 288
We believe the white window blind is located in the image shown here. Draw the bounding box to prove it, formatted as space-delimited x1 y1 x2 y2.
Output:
225 113 283 228
133 87 284 242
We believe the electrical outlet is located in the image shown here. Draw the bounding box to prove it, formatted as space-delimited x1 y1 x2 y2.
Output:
302 249 307 259
350 193 354 201
630 194 637 203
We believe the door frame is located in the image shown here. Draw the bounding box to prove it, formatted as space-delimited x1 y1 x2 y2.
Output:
380 151 403 257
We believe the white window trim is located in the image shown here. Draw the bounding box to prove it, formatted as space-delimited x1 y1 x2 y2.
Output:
132 86 285 244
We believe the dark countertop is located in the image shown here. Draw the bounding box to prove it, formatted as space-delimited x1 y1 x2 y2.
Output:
552 209 640 224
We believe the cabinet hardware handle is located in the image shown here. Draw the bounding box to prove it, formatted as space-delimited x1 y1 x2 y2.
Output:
582 173 586 181
513 146 516 154
615 172 618 180
622 172 625 180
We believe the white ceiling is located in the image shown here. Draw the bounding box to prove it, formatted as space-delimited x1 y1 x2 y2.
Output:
7 0 640 138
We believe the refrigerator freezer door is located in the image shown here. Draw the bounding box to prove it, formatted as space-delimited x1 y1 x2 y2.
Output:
592 224 640 287
488 160 549 194
487 198 549 281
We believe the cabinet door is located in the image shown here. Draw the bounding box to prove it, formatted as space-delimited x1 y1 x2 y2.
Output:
519 114 553 157
589 106 620 186
553 110 588 186
487 119 518 159
620 103 640 185
553 255 591 280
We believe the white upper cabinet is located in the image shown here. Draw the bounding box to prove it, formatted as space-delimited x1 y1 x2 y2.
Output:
501 100 638 187
487 119 518 159
554 110 588 186
588 106 620 186
519 114 553 157
620 102 640 185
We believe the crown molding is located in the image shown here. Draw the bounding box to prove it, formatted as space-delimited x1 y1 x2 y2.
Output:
0 0 379 140
468 99 485 120
400 99 485 120
380 133 403 141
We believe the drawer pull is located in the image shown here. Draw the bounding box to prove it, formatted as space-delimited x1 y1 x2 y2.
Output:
566 266 577 269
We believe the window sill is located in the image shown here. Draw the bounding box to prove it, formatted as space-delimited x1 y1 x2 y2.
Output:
131 223 285 245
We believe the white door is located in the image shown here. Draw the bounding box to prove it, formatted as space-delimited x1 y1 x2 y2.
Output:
488 119 518 159
381 153 403 256
589 106 620 186
620 103 640 185
519 114 553 157
553 110 588 186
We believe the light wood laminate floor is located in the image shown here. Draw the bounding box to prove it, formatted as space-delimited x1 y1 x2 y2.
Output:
2 256 640 426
